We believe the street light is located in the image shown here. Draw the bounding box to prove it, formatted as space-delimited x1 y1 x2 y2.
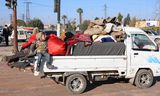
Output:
5 0 12 9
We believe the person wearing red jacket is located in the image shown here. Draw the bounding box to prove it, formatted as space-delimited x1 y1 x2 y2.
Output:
2 28 39 67
21 28 39 49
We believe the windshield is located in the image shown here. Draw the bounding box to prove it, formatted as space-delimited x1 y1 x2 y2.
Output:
18 31 25 35
132 34 157 51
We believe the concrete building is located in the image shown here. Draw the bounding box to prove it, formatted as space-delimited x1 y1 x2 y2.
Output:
135 21 160 28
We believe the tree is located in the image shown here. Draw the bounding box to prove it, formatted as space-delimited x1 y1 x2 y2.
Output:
17 19 26 26
62 15 67 31
65 19 77 33
66 21 74 32
62 15 67 27
117 13 123 23
130 17 137 27
94 17 100 20
27 18 44 29
77 8 83 25
124 14 131 26
79 20 90 32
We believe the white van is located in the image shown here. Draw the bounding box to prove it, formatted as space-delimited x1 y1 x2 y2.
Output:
17 29 27 41
9 28 33 42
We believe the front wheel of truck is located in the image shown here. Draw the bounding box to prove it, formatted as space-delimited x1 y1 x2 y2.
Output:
66 74 87 94
135 69 154 88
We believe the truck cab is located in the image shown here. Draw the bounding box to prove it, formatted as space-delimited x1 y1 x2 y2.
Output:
124 27 160 78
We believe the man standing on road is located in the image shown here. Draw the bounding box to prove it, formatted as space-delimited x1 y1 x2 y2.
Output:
3 25 10 46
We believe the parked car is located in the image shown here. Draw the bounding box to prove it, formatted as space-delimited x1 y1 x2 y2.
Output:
0 26 3 35
24 30 33 39
0 35 4 43
9 27 33 42
43 30 57 37
23 27 33 39
144 30 160 41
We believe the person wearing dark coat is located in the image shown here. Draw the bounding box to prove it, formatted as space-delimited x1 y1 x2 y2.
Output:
3 25 10 46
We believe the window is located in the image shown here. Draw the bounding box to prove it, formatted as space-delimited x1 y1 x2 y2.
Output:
26 31 32 35
19 31 24 35
132 34 157 51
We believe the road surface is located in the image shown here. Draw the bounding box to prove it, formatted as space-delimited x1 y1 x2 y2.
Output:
0 63 160 96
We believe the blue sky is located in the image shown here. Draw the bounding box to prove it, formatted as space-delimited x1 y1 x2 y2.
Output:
0 0 158 25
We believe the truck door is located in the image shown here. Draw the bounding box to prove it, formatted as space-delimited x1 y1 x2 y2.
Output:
130 34 159 69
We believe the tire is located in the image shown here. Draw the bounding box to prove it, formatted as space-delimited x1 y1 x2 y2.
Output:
66 74 87 94
135 69 154 88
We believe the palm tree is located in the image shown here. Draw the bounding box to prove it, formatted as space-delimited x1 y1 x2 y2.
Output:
62 15 67 26
62 15 67 30
77 8 83 25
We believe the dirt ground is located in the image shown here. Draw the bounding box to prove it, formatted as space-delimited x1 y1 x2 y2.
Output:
0 63 160 96
1 43 160 96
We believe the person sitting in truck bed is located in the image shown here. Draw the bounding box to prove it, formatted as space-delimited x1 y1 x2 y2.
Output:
35 32 56 71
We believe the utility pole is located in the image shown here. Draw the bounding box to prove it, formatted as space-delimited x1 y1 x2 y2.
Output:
13 0 18 53
22 14 25 21
5 0 18 53
24 2 32 23
104 4 107 18
54 0 61 37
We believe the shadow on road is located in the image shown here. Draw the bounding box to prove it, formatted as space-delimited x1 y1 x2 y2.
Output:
155 76 160 82
85 78 129 92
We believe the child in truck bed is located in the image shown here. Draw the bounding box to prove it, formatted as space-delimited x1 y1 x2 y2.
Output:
35 32 56 71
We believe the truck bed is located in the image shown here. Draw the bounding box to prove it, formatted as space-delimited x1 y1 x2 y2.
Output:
43 55 127 73
40 42 126 73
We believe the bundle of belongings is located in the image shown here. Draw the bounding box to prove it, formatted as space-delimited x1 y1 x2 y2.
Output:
65 17 125 56
84 17 124 42
64 17 126 56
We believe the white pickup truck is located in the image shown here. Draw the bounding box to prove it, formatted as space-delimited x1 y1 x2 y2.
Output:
34 27 160 94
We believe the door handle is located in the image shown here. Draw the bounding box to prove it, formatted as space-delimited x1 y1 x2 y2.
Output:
134 53 138 55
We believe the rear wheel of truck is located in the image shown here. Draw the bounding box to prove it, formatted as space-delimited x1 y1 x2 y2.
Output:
66 74 87 94
135 69 153 88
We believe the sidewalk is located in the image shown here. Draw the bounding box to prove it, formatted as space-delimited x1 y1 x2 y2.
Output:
0 44 14 62
0 42 24 62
